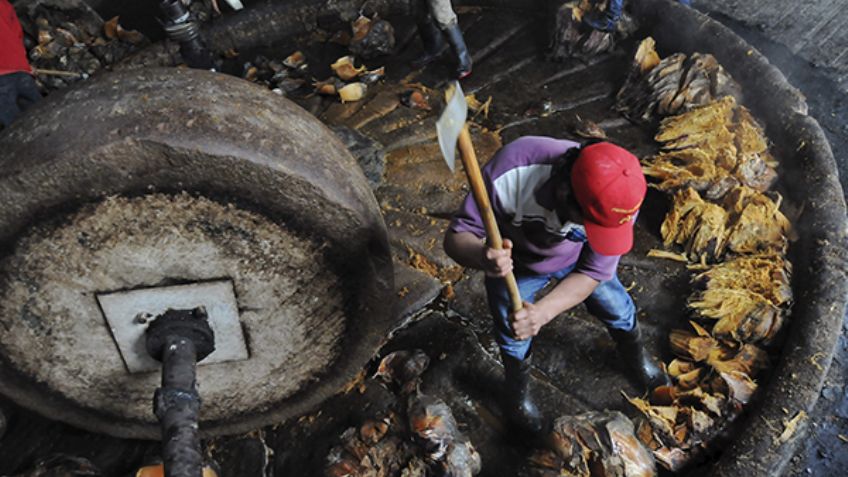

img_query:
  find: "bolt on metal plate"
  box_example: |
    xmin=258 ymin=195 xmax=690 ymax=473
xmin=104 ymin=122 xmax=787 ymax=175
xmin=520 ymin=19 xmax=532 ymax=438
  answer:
xmin=97 ymin=280 xmax=249 ymax=373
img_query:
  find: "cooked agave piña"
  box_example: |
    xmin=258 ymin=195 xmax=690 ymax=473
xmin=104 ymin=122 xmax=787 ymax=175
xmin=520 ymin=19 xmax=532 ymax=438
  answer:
xmin=689 ymin=288 xmax=783 ymax=344
xmin=529 ymin=411 xmax=656 ymax=477
xmin=692 ymin=253 xmax=792 ymax=306
xmin=338 ymin=82 xmax=367 ymax=103
xmin=645 ymin=96 xmax=779 ymax=194
xmin=722 ymin=186 xmax=790 ymax=255
xmin=331 ymin=55 xmax=366 ymax=81
xmin=616 ymin=38 xmax=741 ymax=122
xmin=660 ymin=188 xmax=729 ymax=262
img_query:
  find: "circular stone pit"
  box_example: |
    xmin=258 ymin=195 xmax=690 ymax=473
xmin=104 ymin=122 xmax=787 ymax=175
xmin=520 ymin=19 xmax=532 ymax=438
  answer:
xmin=0 ymin=67 xmax=395 ymax=440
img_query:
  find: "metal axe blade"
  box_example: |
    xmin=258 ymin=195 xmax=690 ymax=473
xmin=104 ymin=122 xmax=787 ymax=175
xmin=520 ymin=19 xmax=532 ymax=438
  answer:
xmin=222 ymin=0 xmax=244 ymax=10
xmin=436 ymin=81 xmax=468 ymax=173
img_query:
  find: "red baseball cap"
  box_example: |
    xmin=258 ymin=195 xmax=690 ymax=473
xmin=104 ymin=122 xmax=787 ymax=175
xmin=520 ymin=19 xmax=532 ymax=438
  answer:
xmin=570 ymin=142 xmax=646 ymax=256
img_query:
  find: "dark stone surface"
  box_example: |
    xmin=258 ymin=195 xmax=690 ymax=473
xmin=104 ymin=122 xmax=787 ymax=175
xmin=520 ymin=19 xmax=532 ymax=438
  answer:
xmin=692 ymin=0 xmax=848 ymax=83
xmin=392 ymin=261 xmax=442 ymax=323
xmin=331 ymin=125 xmax=386 ymax=189
xmin=207 ymin=433 xmax=271 ymax=477
xmin=0 ymin=397 xmax=156 ymax=475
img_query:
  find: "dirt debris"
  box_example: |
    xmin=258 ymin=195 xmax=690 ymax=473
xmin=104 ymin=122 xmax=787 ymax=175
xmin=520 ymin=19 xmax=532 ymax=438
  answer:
xmin=401 ymin=89 xmax=432 ymax=111
xmin=342 ymin=370 xmax=369 ymax=395
xmin=776 ymin=411 xmax=807 ymax=445
xmin=239 ymin=51 xmax=309 ymax=95
xmin=574 ymin=114 xmax=607 ymax=139
xmin=465 ymin=94 xmax=493 ymax=120
xmin=522 ymin=411 xmax=656 ymax=477
xmin=646 ymin=249 xmax=688 ymax=263
xmin=407 ymin=249 xmax=463 ymax=285
xmin=17 ymin=1 xmax=149 ymax=93
xmin=324 ymin=349 xmax=480 ymax=477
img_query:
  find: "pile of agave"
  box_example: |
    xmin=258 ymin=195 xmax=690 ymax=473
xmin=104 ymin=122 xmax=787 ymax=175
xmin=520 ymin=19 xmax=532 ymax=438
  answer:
xmin=619 ymin=38 xmax=794 ymax=472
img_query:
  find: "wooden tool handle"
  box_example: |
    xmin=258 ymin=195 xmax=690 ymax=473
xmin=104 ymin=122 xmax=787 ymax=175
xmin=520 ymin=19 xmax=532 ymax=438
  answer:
xmin=33 ymin=68 xmax=82 ymax=78
xmin=456 ymin=125 xmax=523 ymax=313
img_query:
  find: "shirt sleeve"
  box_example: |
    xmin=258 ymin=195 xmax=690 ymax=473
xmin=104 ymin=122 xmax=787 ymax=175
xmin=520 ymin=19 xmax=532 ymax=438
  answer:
xmin=449 ymin=191 xmax=486 ymax=238
xmin=574 ymin=245 xmax=620 ymax=282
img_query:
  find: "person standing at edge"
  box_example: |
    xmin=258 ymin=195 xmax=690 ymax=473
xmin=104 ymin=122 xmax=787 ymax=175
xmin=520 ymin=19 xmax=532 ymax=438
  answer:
xmin=583 ymin=0 xmax=692 ymax=32
xmin=0 ymin=0 xmax=41 ymax=129
xmin=412 ymin=0 xmax=472 ymax=79
xmin=443 ymin=137 xmax=670 ymax=435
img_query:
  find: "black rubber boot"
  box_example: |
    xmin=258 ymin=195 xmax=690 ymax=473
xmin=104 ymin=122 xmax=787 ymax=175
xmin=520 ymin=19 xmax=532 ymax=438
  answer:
xmin=609 ymin=322 xmax=671 ymax=392
xmin=501 ymin=352 xmax=544 ymax=437
xmin=443 ymin=22 xmax=473 ymax=79
xmin=411 ymin=17 xmax=447 ymax=69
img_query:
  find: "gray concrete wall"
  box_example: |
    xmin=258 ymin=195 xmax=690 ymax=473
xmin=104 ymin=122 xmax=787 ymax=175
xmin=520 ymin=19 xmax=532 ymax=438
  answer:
xmin=694 ymin=0 xmax=848 ymax=89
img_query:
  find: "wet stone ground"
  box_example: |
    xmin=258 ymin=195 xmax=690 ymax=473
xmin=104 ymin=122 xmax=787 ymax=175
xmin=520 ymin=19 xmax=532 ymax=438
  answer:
xmin=0 ymin=4 xmax=840 ymax=477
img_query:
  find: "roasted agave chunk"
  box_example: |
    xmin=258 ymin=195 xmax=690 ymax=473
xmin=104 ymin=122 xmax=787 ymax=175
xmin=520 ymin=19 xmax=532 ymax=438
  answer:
xmin=687 ymin=253 xmax=792 ymax=343
xmin=616 ymin=38 xmax=740 ymax=122
xmin=723 ymin=186 xmax=790 ymax=255
xmin=692 ymin=253 xmax=792 ymax=306
xmin=645 ymin=96 xmax=779 ymax=194
xmin=661 ymin=188 xmax=728 ymax=262
xmin=527 ymin=411 xmax=656 ymax=477
xmin=689 ymin=288 xmax=783 ymax=344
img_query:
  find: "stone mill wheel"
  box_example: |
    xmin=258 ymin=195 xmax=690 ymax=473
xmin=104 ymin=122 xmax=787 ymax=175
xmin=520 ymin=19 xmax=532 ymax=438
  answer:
xmin=0 ymin=68 xmax=395 ymax=439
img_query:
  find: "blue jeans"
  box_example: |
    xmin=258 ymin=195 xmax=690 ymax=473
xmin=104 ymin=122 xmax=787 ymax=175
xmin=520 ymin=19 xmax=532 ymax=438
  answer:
xmin=485 ymin=263 xmax=635 ymax=360
xmin=0 ymin=72 xmax=41 ymax=129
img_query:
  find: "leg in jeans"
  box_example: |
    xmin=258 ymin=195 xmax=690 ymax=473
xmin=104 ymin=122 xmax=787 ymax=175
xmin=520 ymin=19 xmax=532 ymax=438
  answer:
xmin=428 ymin=0 xmax=471 ymax=78
xmin=485 ymin=269 xmax=561 ymax=435
xmin=583 ymin=273 xmax=636 ymax=332
xmin=581 ymin=272 xmax=668 ymax=389
xmin=413 ymin=0 xmax=448 ymax=67
xmin=0 ymin=74 xmax=23 ymax=128
xmin=14 ymin=73 xmax=41 ymax=112
xmin=485 ymin=273 xmax=551 ymax=361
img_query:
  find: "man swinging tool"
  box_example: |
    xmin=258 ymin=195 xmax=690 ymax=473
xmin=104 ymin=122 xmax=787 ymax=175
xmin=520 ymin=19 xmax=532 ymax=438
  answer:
xmin=412 ymin=0 xmax=472 ymax=79
xmin=443 ymin=136 xmax=670 ymax=435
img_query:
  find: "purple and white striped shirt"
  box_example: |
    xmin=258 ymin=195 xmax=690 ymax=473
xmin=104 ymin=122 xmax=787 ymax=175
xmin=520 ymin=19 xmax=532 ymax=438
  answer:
xmin=449 ymin=136 xmax=620 ymax=281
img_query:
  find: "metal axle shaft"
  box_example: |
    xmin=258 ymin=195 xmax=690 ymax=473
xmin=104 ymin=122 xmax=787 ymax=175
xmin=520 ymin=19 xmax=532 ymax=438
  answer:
xmin=146 ymin=307 xmax=215 ymax=477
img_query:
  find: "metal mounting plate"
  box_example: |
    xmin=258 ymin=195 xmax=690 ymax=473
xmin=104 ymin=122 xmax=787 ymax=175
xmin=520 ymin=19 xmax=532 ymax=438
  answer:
xmin=97 ymin=280 xmax=249 ymax=373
